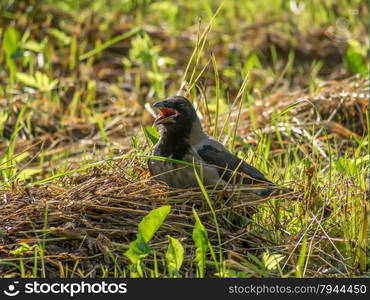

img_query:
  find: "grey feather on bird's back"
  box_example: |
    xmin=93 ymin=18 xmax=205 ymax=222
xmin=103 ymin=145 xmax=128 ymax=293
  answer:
xmin=194 ymin=136 xmax=268 ymax=182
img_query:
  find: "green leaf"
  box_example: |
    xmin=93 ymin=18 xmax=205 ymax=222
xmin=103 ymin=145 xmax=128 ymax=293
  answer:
xmin=0 ymin=110 xmax=9 ymax=137
xmin=192 ymin=208 xmax=209 ymax=277
xmin=355 ymin=155 xmax=369 ymax=166
xmin=166 ymin=235 xmax=184 ymax=275
xmin=335 ymin=157 xmax=356 ymax=177
xmin=10 ymin=242 xmax=35 ymax=255
xmin=3 ymin=26 xmax=19 ymax=57
xmin=20 ymin=40 xmax=45 ymax=52
xmin=346 ymin=47 xmax=366 ymax=75
xmin=124 ymin=205 xmax=171 ymax=264
xmin=143 ymin=126 xmax=160 ymax=145
xmin=16 ymin=71 xmax=58 ymax=92
xmin=16 ymin=72 xmax=37 ymax=87
xmin=139 ymin=205 xmax=171 ymax=243
xmin=4 ymin=27 xmax=20 ymax=79
xmin=16 ymin=168 xmax=40 ymax=181
xmin=296 ymin=235 xmax=308 ymax=278
xmin=124 ymin=239 xmax=152 ymax=265
xmin=262 ymin=251 xmax=284 ymax=271
xmin=47 ymin=28 xmax=71 ymax=46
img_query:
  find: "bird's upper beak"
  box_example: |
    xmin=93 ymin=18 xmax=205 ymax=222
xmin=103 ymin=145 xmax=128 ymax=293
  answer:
xmin=153 ymin=101 xmax=166 ymax=109
xmin=153 ymin=101 xmax=179 ymax=126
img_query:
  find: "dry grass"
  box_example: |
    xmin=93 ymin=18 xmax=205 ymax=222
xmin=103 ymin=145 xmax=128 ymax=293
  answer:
xmin=1 ymin=157 xmax=294 ymax=277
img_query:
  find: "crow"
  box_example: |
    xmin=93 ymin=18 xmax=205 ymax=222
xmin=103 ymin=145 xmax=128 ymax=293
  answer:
xmin=148 ymin=96 xmax=286 ymax=197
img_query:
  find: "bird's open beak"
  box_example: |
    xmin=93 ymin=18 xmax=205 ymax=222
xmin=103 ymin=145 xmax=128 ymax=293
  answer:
xmin=153 ymin=101 xmax=179 ymax=126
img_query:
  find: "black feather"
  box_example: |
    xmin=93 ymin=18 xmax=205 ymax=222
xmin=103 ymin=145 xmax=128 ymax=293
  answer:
xmin=154 ymin=130 xmax=191 ymax=160
xmin=197 ymin=145 xmax=271 ymax=184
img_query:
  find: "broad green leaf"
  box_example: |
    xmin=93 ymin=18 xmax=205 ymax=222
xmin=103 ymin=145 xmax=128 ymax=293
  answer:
xmin=3 ymin=27 xmax=19 ymax=57
xmin=192 ymin=208 xmax=209 ymax=277
xmin=3 ymin=27 xmax=19 ymax=79
xmin=166 ymin=235 xmax=184 ymax=275
xmin=346 ymin=47 xmax=366 ymax=75
xmin=124 ymin=205 xmax=171 ymax=264
xmin=143 ymin=126 xmax=160 ymax=145
xmin=139 ymin=205 xmax=171 ymax=243
xmin=124 ymin=239 xmax=152 ymax=264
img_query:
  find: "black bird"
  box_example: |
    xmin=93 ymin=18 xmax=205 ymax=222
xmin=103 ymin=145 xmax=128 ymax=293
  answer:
xmin=148 ymin=96 xmax=279 ymax=197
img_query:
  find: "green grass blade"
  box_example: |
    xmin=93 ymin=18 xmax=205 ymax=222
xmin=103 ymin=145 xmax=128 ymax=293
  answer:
xmin=79 ymin=27 xmax=140 ymax=61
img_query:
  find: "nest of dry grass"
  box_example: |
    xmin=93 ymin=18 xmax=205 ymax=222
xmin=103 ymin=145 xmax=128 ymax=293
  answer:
xmin=0 ymin=158 xmax=294 ymax=277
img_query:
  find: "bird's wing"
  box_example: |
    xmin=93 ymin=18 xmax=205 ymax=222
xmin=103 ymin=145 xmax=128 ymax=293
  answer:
xmin=196 ymin=138 xmax=270 ymax=184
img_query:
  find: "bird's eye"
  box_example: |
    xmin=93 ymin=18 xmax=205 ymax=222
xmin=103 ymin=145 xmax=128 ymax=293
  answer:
xmin=177 ymin=103 xmax=185 ymax=108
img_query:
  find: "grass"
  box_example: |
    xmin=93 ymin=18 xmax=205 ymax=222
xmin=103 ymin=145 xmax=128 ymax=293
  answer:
xmin=0 ymin=0 xmax=369 ymax=278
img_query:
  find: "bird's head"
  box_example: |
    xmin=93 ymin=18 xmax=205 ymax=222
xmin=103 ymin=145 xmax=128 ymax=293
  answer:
xmin=153 ymin=96 xmax=198 ymax=131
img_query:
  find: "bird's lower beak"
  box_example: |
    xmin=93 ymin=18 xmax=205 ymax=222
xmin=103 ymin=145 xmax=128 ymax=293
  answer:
xmin=154 ymin=116 xmax=177 ymax=126
xmin=153 ymin=101 xmax=178 ymax=126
